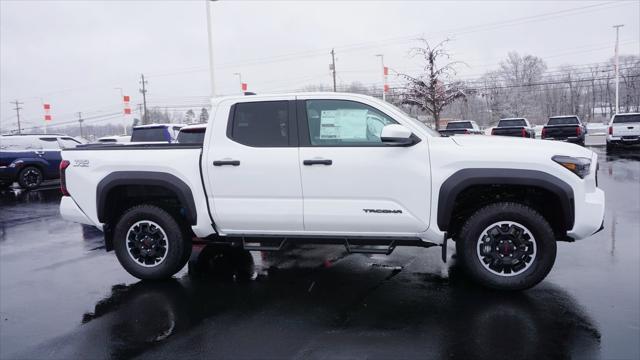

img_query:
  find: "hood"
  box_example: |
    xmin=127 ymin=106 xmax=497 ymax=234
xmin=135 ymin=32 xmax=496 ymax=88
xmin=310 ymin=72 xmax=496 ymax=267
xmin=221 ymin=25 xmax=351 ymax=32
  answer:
xmin=450 ymin=135 xmax=593 ymax=159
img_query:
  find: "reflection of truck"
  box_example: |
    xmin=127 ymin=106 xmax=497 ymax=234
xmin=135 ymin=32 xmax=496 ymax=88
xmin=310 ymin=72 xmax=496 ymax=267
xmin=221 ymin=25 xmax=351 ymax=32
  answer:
xmin=607 ymin=113 xmax=640 ymax=151
xmin=59 ymin=92 xmax=605 ymax=291
xmin=491 ymin=118 xmax=536 ymax=138
xmin=439 ymin=120 xmax=483 ymax=136
xmin=541 ymin=115 xmax=586 ymax=146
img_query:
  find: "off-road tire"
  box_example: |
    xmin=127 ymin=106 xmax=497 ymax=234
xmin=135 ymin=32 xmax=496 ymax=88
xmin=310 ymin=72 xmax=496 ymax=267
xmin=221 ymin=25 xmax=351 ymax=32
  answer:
xmin=113 ymin=204 xmax=191 ymax=280
xmin=17 ymin=166 xmax=43 ymax=190
xmin=455 ymin=202 xmax=556 ymax=291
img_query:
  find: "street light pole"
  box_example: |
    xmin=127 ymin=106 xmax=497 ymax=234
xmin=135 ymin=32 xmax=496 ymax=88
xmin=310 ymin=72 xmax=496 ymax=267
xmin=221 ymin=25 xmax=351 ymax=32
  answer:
xmin=375 ymin=54 xmax=385 ymax=102
xmin=613 ymin=24 xmax=624 ymax=114
xmin=233 ymin=72 xmax=242 ymax=94
xmin=206 ymin=0 xmax=217 ymax=97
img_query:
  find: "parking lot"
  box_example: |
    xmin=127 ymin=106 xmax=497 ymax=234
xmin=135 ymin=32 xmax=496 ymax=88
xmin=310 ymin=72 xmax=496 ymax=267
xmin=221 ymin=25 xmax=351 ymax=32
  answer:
xmin=0 ymin=146 xmax=638 ymax=360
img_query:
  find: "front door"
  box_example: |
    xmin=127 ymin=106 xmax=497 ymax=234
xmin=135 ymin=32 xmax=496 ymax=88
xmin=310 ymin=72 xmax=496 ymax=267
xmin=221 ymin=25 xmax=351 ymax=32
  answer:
xmin=204 ymin=97 xmax=303 ymax=234
xmin=297 ymin=97 xmax=431 ymax=236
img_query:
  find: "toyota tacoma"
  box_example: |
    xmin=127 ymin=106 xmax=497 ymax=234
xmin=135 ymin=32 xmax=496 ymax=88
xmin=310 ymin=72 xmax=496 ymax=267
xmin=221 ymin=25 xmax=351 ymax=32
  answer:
xmin=59 ymin=93 xmax=605 ymax=290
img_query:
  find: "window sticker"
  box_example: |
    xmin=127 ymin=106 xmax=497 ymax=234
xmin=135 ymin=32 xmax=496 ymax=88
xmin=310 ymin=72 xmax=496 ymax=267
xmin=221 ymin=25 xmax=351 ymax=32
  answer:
xmin=319 ymin=109 xmax=369 ymax=140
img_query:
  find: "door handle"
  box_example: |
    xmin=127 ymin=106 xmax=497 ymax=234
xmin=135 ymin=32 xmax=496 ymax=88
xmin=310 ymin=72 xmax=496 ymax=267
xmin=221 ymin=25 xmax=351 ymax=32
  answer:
xmin=213 ymin=160 xmax=240 ymax=166
xmin=303 ymin=159 xmax=332 ymax=166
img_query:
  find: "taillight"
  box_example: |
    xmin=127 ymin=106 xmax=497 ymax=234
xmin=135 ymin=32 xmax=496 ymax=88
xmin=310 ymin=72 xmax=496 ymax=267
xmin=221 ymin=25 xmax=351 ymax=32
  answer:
xmin=608 ymin=126 xmax=613 ymax=135
xmin=60 ymin=160 xmax=70 ymax=196
xmin=576 ymin=127 xmax=582 ymax=136
xmin=541 ymin=127 xmax=547 ymax=138
xmin=521 ymin=128 xmax=526 ymax=137
xmin=464 ymin=129 xmax=470 ymax=134
xmin=491 ymin=128 xmax=495 ymax=135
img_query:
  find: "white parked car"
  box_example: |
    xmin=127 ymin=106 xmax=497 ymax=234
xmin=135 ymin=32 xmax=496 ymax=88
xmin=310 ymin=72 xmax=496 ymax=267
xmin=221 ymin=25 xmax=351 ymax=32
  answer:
xmin=59 ymin=92 xmax=605 ymax=291
xmin=607 ymin=113 xmax=640 ymax=151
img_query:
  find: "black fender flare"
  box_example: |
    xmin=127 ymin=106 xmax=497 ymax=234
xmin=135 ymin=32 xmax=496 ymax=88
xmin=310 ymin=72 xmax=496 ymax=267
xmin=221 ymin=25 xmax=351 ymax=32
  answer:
xmin=437 ymin=168 xmax=575 ymax=231
xmin=96 ymin=171 xmax=197 ymax=225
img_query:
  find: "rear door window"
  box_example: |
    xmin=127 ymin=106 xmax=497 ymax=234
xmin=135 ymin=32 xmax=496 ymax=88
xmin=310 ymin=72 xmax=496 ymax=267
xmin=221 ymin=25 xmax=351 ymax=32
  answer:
xmin=229 ymin=101 xmax=289 ymax=147
xmin=39 ymin=138 xmax=60 ymax=150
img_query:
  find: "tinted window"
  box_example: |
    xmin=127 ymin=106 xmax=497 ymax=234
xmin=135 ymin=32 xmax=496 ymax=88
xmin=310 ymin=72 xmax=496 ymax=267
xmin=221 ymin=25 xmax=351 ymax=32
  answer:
xmin=548 ymin=117 xmax=579 ymax=125
xmin=498 ymin=119 xmax=527 ymax=127
xmin=131 ymin=127 xmax=169 ymax=142
xmin=98 ymin=138 xmax=117 ymax=143
xmin=231 ymin=101 xmax=289 ymax=147
xmin=305 ymin=100 xmax=396 ymax=146
xmin=447 ymin=122 xmax=472 ymax=129
xmin=613 ymin=114 xmax=640 ymax=124
xmin=177 ymin=129 xmax=206 ymax=144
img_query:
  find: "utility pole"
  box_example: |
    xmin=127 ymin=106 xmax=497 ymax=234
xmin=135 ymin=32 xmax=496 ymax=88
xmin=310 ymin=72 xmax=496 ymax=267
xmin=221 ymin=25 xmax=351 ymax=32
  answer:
xmin=139 ymin=74 xmax=148 ymax=123
xmin=330 ymin=48 xmax=337 ymax=92
xmin=11 ymin=100 xmax=23 ymax=134
xmin=375 ymin=54 xmax=386 ymax=101
xmin=77 ymin=112 xmax=84 ymax=138
xmin=206 ymin=0 xmax=216 ymax=97
xmin=613 ymin=24 xmax=624 ymax=114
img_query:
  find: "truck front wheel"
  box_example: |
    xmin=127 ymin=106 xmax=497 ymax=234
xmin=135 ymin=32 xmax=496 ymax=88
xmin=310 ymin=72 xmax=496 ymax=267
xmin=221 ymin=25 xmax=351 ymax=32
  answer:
xmin=455 ymin=202 xmax=556 ymax=291
xmin=113 ymin=204 xmax=191 ymax=280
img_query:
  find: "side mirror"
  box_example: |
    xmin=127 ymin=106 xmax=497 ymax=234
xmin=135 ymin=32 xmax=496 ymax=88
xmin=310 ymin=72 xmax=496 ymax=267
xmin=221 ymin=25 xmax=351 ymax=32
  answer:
xmin=381 ymin=124 xmax=416 ymax=146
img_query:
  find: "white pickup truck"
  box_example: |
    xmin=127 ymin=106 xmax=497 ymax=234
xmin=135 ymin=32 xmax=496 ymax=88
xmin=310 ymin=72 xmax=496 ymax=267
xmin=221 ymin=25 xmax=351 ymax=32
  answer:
xmin=607 ymin=112 xmax=640 ymax=151
xmin=59 ymin=93 xmax=605 ymax=290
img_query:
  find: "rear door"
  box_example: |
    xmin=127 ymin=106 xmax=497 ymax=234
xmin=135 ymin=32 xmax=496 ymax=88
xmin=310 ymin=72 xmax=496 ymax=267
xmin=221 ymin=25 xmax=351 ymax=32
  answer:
xmin=204 ymin=97 xmax=303 ymax=234
xmin=297 ymin=96 xmax=430 ymax=235
xmin=37 ymin=137 xmax=62 ymax=178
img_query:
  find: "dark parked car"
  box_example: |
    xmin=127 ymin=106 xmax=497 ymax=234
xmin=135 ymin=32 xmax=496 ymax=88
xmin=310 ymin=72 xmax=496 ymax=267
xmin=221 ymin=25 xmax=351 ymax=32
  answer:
xmin=0 ymin=134 xmax=81 ymax=189
xmin=541 ymin=115 xmax=586 ymax=146
xmin=438 ymin=120 xmax=483 ymax=136
xmin=491 ymin=118 xmax=536 ymax=138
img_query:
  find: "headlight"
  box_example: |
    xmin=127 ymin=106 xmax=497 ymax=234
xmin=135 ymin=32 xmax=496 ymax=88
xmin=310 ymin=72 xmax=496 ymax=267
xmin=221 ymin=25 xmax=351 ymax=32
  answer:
xmin=552 ymin=155 xmax=591 ymax=178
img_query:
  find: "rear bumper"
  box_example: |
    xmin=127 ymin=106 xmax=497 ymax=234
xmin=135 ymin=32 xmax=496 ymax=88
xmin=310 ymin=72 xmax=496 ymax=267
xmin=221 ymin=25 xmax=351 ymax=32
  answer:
xmin=607 ymin=135 xmax=640 ymax=146
xmin=60 ymin=196 xmax=98 ymax=227
xmin=543 ymin=136 xmax=584 ymax=143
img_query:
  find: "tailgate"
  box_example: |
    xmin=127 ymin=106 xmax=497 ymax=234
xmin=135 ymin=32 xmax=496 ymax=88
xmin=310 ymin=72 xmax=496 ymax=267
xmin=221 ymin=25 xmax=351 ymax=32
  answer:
xmin=544 ymin=125 xmax=579 ymax=138
xmin=612 ymin=123 xmax=640 ymax=137
xmin=492 ymin=127 xmax=523 ymax=135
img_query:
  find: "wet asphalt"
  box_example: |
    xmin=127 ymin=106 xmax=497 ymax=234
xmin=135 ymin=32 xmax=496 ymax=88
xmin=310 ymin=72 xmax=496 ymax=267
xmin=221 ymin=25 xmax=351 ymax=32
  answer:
xmin=0 ymin=146 xmax=638 ymax=360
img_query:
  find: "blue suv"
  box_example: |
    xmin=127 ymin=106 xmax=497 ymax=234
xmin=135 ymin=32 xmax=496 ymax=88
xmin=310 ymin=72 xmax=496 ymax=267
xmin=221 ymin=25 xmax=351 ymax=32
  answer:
xmin=0 ymin=134 xmax=82 ymax=190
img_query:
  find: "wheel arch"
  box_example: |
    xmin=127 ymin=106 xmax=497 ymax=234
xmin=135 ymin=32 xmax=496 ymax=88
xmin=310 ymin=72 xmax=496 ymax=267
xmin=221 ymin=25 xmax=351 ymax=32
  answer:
xmin=96 ymin=171 xmax=197 ymax=226
xmin=437 ymin=168 xmax=575 ymax=235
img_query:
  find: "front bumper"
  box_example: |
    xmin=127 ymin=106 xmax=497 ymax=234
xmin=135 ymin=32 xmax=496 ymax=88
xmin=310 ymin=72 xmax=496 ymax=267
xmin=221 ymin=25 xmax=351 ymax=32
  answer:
xmin=60 ymin=196 xmax=97 ymax=227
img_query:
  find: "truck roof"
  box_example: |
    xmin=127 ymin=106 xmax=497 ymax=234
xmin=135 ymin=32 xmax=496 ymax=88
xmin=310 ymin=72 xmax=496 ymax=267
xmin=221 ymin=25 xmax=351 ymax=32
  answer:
xmin=133 ymin=123 xmax=187 ymax=129
xmin=549 ymin=115 xmax=579 ymax=118
xmin=499 ymin=117 xmax=527 ymax=121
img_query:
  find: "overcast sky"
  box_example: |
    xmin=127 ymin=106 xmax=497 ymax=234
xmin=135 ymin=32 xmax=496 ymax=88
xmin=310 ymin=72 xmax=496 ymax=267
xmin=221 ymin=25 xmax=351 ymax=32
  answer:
xmin=1 ymin=0 xmax=638 ymax=132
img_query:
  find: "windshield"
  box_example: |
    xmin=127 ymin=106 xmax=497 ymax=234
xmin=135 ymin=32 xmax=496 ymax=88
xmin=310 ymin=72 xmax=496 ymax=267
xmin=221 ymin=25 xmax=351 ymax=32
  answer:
xmin=131 ymin=127 xmax=169 ymax=142
xmin=613 ymin=114 xmax=640 ymax=124
xmin=177 ymin=130 xmax=206 ymax=144
xmin=385 ymin=103 xmax=440 ymax=137
xmin=498 ymin=119 xmax=526 ymax=127
xmin=447 ymin=122 xmax=472 ymax=129
xmin=548 ymin=117 xmax=579 ymax=125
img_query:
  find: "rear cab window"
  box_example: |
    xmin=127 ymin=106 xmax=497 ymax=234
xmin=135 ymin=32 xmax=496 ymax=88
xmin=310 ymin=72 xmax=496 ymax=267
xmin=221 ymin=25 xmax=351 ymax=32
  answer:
xmin=447 ymin=121 xmax=472 ymax=129
xmin=613 ymin=114 xmax=640 ymax=124
xmin=131 ymin=127 xmax=169 ymax=142
xmin=498 ymin=119 xmax=527 ymax=127
xmin=548 ymin=117 xmax=579 ymax=125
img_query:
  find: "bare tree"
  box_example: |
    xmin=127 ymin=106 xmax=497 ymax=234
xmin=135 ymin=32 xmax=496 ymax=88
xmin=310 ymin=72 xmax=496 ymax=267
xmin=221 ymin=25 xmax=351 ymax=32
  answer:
xmin=398 ymin=39 xmax=467 ymax=130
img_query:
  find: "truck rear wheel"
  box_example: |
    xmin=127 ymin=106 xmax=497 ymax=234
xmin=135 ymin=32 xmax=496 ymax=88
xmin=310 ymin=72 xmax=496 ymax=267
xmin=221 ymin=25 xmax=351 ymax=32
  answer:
xmin=455 ymin=202 xmax=556 ymax=291
xmin=113 ymin=204 xmax=191 ymax=280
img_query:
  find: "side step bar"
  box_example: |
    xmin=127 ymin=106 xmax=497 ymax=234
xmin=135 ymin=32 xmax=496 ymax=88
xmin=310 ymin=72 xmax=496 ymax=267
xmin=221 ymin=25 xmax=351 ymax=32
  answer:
xmin=202 ymin=235 xmax=438 ymax=256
